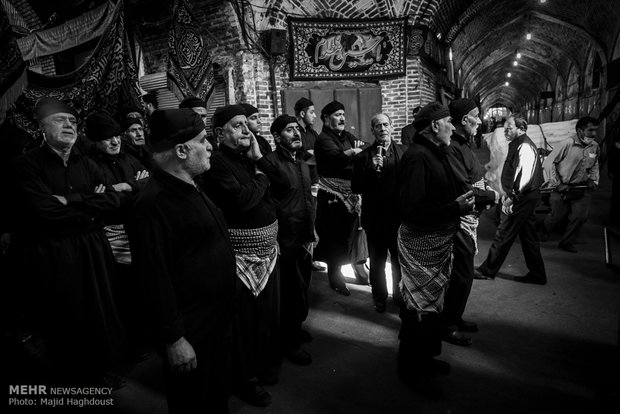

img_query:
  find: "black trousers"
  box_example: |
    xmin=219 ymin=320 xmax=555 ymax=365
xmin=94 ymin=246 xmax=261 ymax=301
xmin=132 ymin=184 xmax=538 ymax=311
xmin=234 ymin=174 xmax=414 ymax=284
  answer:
xmin=232 ymin=264 xmax=281 ymax=384
xmin=162 ymin=330 xmax=232 ymax=414
xmin=280 ymin=246 xmax=311 ymax=351
xmin=441 ymin=228 xmax=475 ymax=329
xmin=479 ymin=191 xmax=546 ymax=281
xmin=398 ymin=307 xmax=442 ymax=366
xmin=367 ymin=228 xmax=401 ymax=303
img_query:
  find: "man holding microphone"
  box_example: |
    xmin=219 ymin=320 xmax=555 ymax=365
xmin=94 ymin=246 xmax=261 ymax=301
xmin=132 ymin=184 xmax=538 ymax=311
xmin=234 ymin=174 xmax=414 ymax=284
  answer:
xmin=352 ymin=113 xmax=405 ymax=313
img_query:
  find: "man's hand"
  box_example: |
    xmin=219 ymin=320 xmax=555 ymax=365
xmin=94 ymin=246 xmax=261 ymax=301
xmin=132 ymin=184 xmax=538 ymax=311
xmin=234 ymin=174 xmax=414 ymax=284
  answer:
xmin=557 ymin=183 xmax=569 ymax=193
xmin=344 ymin=148 xmax=362 ymax=156
xmin=166 ymin=337 xmax=197 ymax=373
xmin=587 ymin=179 xmax=597 ymax=191
xmin=456 ymin=190 xmax=474 ymax=214
xmin=135 ymin=170 xmax=150 ymax=180
xmin=53 ymin=195 xmax=68 ymax=205
xmin=371 ymin=154 xmax=383 ymax=169
xmin=246 ymin=132 xmax=263 ymax=161
xmin=112 ymin=183 xmax=133 ymax=192
xmin=501 ymin=196 xmax=514 ymax=215
xmin=94 ymin=184 xmax=106 ymax=193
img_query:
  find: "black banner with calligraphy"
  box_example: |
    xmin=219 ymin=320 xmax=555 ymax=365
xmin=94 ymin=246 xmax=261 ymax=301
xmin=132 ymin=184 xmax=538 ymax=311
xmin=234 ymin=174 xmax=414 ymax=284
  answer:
xmin=288 ymin=18 xmax=406 ymax=80
xmin=167 ymin=0 xmax=214 ymax=100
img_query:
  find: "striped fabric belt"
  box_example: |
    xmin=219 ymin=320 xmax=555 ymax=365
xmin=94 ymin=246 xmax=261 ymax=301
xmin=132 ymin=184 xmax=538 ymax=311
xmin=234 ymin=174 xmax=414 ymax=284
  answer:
xmin=228 ymin=221 xmax=279 ymax=297
xmin=397 ymin=222 xmax=456 ymax=316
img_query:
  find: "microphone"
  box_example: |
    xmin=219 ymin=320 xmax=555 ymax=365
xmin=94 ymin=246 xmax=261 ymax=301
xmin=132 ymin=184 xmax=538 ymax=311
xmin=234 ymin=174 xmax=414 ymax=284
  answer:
xmin=376 ymin=145 xmax=385 ymax=172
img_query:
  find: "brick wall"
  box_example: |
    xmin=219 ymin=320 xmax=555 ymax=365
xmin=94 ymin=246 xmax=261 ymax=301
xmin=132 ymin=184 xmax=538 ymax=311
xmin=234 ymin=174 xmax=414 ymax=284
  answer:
xmin=137 ymin=0 xmax=441 ymax=137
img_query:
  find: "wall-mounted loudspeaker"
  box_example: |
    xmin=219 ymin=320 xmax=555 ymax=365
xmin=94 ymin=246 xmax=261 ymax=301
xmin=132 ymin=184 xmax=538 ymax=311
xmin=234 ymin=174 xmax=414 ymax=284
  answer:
xmin=264 ymin=29 xmax=287 ymax=55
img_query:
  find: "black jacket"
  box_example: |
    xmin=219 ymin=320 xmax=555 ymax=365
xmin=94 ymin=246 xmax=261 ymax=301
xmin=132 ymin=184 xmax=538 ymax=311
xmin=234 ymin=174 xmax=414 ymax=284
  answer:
xmin=352 ymin=141 xmax=405 ymax=234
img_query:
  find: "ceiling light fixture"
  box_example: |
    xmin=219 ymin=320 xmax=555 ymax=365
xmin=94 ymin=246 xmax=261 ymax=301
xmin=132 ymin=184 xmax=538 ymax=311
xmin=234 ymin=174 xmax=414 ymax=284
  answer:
xmin=516 ymin=52 xmax=522 ymax=59
xmin=513 ymin=60 xmax=518 ymax=66
xmin=505 ymin=82 xmax=510 ymax=86
xmin=526 ymin=32 xmax=532 ymax=40
xmin=507 ymin=73 xmax=512 ymax=78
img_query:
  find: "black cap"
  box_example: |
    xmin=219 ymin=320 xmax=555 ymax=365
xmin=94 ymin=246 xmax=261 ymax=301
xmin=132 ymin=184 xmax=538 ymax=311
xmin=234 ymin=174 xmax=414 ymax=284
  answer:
xmin=121 ymin=117 xmax=143 ymax=131
xmin=212 ymin=105 xmax=247 ymax=131
xmin=86 ymin=112 xmax=121 ymax=141
xmin=270 ymin=115 xmax=298 ymax=135
xmin=179 ymin=96 xmax=205 ymax=109
xmin=35 ymin=97 xmax=77 ymax=121
xmin=412 ymin=102 xmax=451 ymax=130
xmin=294 ymin=97 xmax=313 ymax=112
xmin=149 ymin=109 xmax=205 ymax=152
xmin=240 ymin=103 xmax=259 ymax=116
xmin=448 ymin=99 xmax=477 ymax=122
xmin=321 ymin=100 xmax=345 ymax=120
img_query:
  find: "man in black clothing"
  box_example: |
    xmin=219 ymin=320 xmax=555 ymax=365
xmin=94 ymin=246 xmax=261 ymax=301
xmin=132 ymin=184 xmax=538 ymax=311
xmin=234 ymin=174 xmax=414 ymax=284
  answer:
xmin=400 ymin=106 xmax=421 ymax=146
xmin=128 ymin=108 xmax=235 ymax=414
xmin=294 ymin=97 xmax=325 ymax=271
xmin=294 ymin=97 xmax=319 ymax=154
xmin=264 ymin=114 xmax=317 ymax=366
xmin=396 ymin=102 xmax=474 ymax=398
xmin=202 ymin=104 xmax=281 ymax=408
xmin=475 ymin=115 xmax=547 ymax=285
xmin=352 ymin=113 xmax=405 ymax=313
xmin=86 ymin=111 xmax=150 ymax=359
xmin=122 ymin=116 xmax=153 ymax=170
xmin=314 ymin=100 xmax=366 ymax=296
xmin=441 ymin=99 xmax=498 ymax=347
xmin=10 ymin=98 xmax=125 ymax=386
xmin=241 ymin=103 xmax=273 ymax=156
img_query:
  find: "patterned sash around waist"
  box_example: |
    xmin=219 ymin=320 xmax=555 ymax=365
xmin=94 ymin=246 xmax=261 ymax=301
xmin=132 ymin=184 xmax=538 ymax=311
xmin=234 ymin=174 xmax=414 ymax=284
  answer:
xmin=228 ymin=221 xmax=279 ymax=297
xmin=318 ymin=176 xmax=362 ymax=214
xmin=459 ymin=214 xmax=479 ymax=254
xmin=104 ymin=224 xmax=131 ymax=265
xmin=397 ymin=222 xmax=456 ymax=315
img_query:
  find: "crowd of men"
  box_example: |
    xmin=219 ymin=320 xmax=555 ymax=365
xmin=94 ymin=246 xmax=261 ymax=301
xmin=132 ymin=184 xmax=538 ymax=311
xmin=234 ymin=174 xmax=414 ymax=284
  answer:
xmin=0 ymin=90 xmax=604 ymax=409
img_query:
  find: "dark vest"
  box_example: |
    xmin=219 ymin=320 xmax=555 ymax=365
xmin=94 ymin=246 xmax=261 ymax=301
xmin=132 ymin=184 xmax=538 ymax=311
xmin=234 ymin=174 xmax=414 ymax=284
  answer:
xmin=501 ymin=134 xmax=543 ymax=198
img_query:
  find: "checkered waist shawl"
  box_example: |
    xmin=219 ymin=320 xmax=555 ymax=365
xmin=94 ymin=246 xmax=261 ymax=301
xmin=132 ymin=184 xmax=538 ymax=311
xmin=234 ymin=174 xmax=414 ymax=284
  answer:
xmin=460 ymin=214 xmax=479 ymax=254
xmin=318 ymin=176 xmax=362 ymax=215
xmin=228 ymin=221 xmax=279 ymax=297
xmin=397 ymin=222 xmax=457 ymax=315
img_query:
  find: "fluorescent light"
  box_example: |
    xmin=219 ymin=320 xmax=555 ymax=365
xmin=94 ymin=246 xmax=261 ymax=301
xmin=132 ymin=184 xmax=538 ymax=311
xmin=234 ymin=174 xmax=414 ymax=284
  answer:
xmin=526 ymin=33 xmax=532 ymax=40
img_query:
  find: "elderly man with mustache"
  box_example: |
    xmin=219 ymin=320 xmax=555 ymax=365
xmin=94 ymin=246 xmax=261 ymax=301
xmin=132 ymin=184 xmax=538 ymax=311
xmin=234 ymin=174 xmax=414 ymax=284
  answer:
xmin=314 ymin=100 xmax=367 ymax=296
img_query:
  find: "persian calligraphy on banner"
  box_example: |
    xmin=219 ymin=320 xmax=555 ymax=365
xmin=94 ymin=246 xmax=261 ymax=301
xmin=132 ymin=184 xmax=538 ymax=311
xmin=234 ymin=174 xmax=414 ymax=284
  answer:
xmin=288 ymin=18 xmax=406 ymax=80
xmin=167 ymin=0 xmax=214 ymax=99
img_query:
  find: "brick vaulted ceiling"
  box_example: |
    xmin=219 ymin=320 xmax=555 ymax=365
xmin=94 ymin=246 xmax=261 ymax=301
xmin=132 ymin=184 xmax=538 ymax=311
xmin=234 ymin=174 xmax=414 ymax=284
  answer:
xmin=8 ymin=0 xmax=620 ymax=110
xmin=254 ymin=0 xmax=620 ymax=109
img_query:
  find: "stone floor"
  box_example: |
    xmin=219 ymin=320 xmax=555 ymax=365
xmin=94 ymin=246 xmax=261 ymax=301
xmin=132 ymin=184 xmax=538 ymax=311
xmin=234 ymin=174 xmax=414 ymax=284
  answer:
xmin=7 ymin=146 xmax=620 ymax=413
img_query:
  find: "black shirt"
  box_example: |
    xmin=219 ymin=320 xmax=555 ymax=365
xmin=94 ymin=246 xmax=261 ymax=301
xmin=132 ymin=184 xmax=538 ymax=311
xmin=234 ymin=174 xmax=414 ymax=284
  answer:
xmin=128 ymin=168 xmax=236 ymax=344
xmin=263 ymin=146 xmax=317 ymax=249
xmin=202 ymin=144 xmax=278 ymax=229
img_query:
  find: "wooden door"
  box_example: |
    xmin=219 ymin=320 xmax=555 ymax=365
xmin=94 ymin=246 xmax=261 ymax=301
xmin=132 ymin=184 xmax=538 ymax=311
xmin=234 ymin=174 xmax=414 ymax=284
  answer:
xmin=281 ymin=87 xmax=382 ymax=144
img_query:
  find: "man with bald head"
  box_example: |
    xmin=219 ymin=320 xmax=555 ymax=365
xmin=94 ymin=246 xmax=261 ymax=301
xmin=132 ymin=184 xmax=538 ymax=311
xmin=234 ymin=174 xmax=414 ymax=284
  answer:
xmin=396 ymin=102 xmax=474 ymax=398
xmin=352 ymin=113 xmax=405 ymax=313
xmin=202 ymin=105 xmax=281 ymax=407
xmin=10 ymin=97 xmax=125 ymax=386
